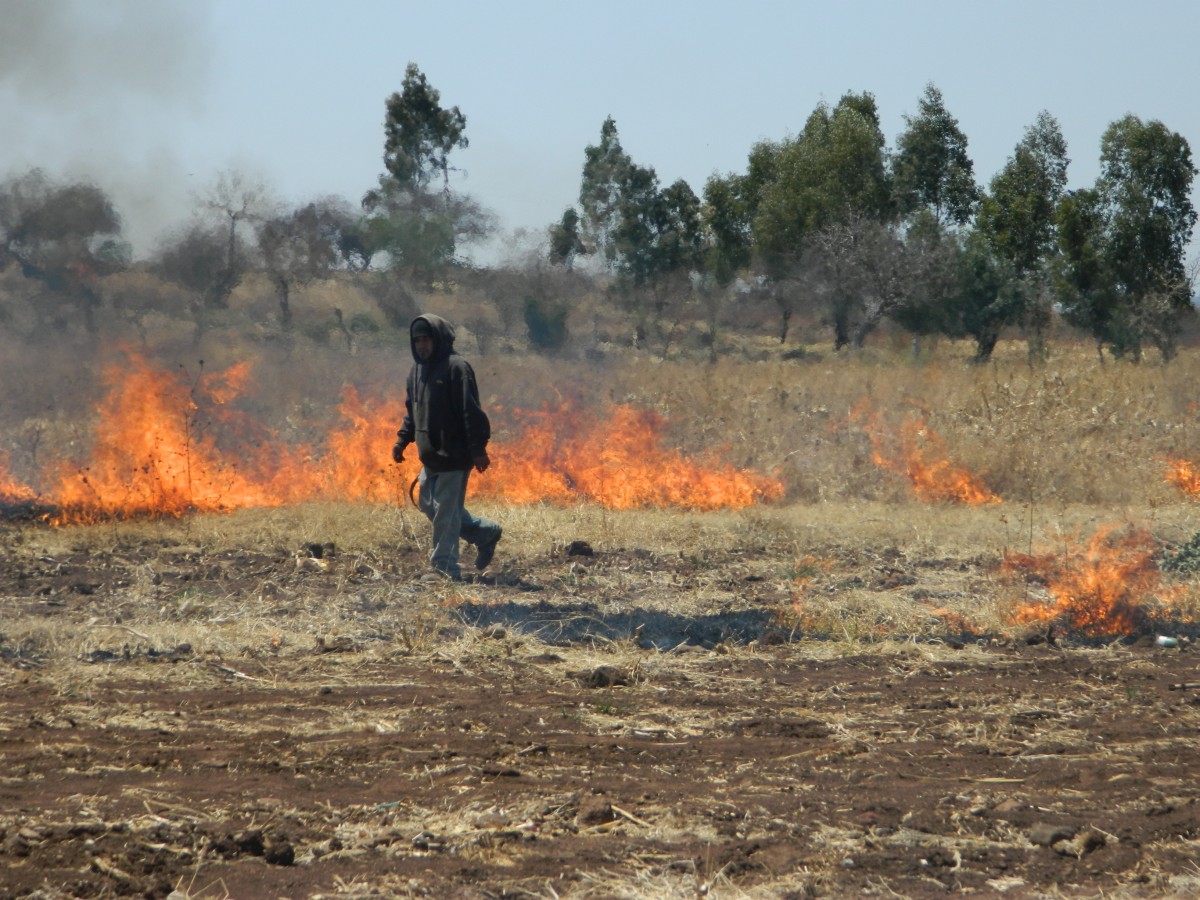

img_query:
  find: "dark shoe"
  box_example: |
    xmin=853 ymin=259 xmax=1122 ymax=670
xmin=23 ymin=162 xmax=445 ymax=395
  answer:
xmin=475 ymin=526 xmax=502 ymax=570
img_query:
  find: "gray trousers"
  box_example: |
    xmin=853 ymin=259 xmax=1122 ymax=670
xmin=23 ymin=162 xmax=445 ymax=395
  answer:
xmin=416 ymin=467 xmax=497 ymax=578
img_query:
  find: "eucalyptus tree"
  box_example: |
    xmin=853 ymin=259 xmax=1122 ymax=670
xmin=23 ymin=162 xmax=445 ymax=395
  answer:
xmin=381 ymin=62 xmax=468 ymax=195
xmin=751 ymin=92 xmax=891 ymax=343
xmin=578 ymin=115 xmax=632 ymax=267
xmin=577 ymin=117 xmax=705 ymax=349
xmin=697 ymin=172 xmax=754 ymax=356
xmin=362 ymin=63 xmax=487 ymax=290
xmin=614 ymin=168 xmax=705 ymax=349
xmin=975 ymin=111 xmax=1070 ymax=356
xmin=548 ymin=207 xmax=587 ymax=269
xmin=948 ymin=233 xmax=1026 ymax=362
xmin=892 ymin=83 xmax=979 ymax=227
xmin=1055 ymin=116 xmax=1196 ymax=360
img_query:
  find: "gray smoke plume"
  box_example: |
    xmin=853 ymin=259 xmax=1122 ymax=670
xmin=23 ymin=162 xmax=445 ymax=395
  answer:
xmin=0 ymin=0 xmax=213 ymax=256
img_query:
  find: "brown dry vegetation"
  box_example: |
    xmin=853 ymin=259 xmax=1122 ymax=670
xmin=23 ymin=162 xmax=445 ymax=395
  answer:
xmin=5 ymin=277 xmax=1200 ymax=897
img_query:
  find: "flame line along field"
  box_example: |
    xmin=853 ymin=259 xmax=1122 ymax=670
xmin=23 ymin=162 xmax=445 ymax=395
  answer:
xmin=0 ymin=353 xmax=783 ymax=522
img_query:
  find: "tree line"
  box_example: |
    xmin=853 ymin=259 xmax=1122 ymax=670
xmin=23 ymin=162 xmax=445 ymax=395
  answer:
xmin=0 ymin=65 xmax=1195 ymax=362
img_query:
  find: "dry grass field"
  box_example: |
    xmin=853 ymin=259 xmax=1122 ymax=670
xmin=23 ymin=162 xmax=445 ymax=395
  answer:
xmin=5 ymin=326 xmax=1200 ymax=898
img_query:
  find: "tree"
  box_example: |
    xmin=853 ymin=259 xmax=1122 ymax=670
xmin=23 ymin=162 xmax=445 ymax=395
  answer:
xmin=892 ymin=83 xmax=979 ymax=227
xmin=578 ymin=116 xmax=632 ymax=267
xmin=548 ymin=207 xmax=587 ymax=269
xmin=381 ymin=63 xmax=468 ymax=194
xmin=364 ymin=65 xmax=488 ymax=289
xmin=576 ymin=118 xmax=705 ymax=349
xmin=614 ymin=171 xmax=705 ymax=350
xmin=1053 ymin=188 xmax=1124 ymax=358
xmin=702 ymin=172 xmax=753 ymax=288
xmin=948 ymin=233 xmax=1026 ymax=362
xmin=0 ymin=169 xmax=129 ymax=335
xmin=155 ymin=223 xmax=247 ymax=345
xmin=256 ymin=200 xmax=343 ymax=331
xmin=361 ymin=175 xmax=492 ymax=286
xmin=1054 ymin=116 xmax=1196 ymax=360
xmin=697 ymin=172 xmax=755 ymax=357
xmin=1097 ymin=115 xmax=1196 ymax=360
xmin=752 ymin=92 xmax=891 ymax=342
xmin=975 ymin=111 xmax=1070 ymax=357
xmin=804 ymin=215 xmax=944 ymax=350
xmin=889 ymin=211 xmax=963 ymax=350
xmin=977 ymin=112 xmax=1068 ymax=276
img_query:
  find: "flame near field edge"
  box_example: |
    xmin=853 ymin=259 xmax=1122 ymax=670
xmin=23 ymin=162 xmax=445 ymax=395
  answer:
xmin=0 ymin=351 xmax=783 ymax=522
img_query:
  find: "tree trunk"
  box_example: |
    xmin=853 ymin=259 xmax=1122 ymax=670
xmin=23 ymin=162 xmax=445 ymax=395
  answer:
xmin=973 ymin=330 xmax=999 ymax=363
xmin=275 ymin=279 xmax=292 ymax=331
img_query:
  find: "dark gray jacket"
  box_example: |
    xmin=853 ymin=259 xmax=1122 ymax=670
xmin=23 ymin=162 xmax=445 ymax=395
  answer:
xmin=397 ymin=314 xmax=490 ymax=472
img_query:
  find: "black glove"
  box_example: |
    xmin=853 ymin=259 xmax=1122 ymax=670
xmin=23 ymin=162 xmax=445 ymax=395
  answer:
xmin=392 ymin=441 xmax=408 ymax=463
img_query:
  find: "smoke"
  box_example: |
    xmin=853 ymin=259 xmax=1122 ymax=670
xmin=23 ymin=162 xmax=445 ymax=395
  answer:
xmin=0 ymin=0 xmax=213 ymax=256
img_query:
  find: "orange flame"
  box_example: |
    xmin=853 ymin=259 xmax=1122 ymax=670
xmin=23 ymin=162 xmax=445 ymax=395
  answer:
xmin=1163 ymin=456 xmax=1200 ymax=498
xmin=851 ymin=402 xmax=1000 ymax=505
xmin=1002 ymin=525 xmax=1167 ymax=637
xmin=20 ymin=352 xmax=781 ymax=523
xmin=0 ymin=452 xmax=36 ymax=504
xmin=46 ymin=355 xmax=307 ymax=522
xmin=482 ymin=404 xmax=783 ymax=510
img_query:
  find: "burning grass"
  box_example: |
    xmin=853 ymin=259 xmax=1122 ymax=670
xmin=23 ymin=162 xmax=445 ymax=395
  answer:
xmin=850 ymin=400 xmax=1001 ymax=505
xmin=1163 ymin=455 xmax=1200 ymax=498
xmin=1002 ymin=524 xmax=1186 ymax=638
xmin=4 ymin=351 xmax=782 ymax=523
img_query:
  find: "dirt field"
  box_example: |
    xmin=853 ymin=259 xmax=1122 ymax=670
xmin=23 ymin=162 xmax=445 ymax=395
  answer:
xmin=3 ymin=504 xmax=1200 ymax=899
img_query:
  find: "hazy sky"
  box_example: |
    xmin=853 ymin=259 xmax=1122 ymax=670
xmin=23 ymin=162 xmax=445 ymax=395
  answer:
xmin=2 ymin=0 xmax=1197 ymax=262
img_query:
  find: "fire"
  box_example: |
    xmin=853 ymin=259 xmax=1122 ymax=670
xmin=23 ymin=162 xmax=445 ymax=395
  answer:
xmin=15 ymin=352 xmax=781 ymax=522
xmin=0 ymin=452 xmax=36 ymax=504
xmin=1163 ymin=456 xmax=1200 ymax=497
xmin=851 ymin=402 xmax=999 ymax=505
xmin=482 ymin=404 xmax=783 ymax=510
xmin=1003 ymin=525 xmax=1169 ymax=637
xmin=321 ymin=386 xmax=416 ymax=505
xmin=47 ymin=355 xmax=305 ymax=522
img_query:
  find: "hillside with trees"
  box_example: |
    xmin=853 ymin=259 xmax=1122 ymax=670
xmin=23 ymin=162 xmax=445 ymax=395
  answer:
xmin=1 ymin=66 xmax=1195 ymax=365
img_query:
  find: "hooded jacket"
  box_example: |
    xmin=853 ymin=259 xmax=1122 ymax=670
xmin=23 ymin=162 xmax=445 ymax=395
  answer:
xmin=397 ymin=314 xmax=491 ymax=472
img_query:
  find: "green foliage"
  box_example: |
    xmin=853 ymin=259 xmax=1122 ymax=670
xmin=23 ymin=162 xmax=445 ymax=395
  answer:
xmin=1054 ymin=116 xmax=1196 ymax=360
xmin=548 ymin=207 xmax=586 ymax=268
xmin=892 ymin=83 xmax=979 ymax=226
xmin=522 ymin=294 xmax=569 ymax=351
xmin=702 ymin=172 xmax=753 ymax=287
xmin=579 ymin=116 xmax=631 ymax=267
xmin=360 ymin=177 xmax=461 ymax=286
xmin=752 ymin=92 xmax=891 ymax=278
xmin=976 ymin=111 xmax=1069 ymax=277
xmin=382 ymin=63 xmax=468 ymax=192
xmin=0 ymin=170 xmax=128 ymax=335
xmin=947 ymin=233 xmax=1027 ymax=361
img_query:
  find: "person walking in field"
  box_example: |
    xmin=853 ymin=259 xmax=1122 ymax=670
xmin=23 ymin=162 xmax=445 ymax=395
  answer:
xmin=392 ymin=314 xmax=502 ymax=581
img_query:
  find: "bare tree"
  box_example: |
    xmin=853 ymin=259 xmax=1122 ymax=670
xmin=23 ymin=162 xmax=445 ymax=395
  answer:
xmin=256 ymin=200 xmax=344 ymax=332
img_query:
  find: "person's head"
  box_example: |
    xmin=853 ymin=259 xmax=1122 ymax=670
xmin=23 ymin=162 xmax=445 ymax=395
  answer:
xmin=410 ymin=314 xmax=456 ymax=364
xmin=411 ymin=317 xmax=435 ymax=361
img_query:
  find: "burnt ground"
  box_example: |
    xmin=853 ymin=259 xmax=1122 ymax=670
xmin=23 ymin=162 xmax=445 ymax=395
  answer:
xmin=2 ymin=518 xmax=1200 ymax=898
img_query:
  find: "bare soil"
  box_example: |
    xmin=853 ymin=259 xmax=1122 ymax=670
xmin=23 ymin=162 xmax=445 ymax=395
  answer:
xmin=2 ymin=516 xmax=1200 ymax=898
